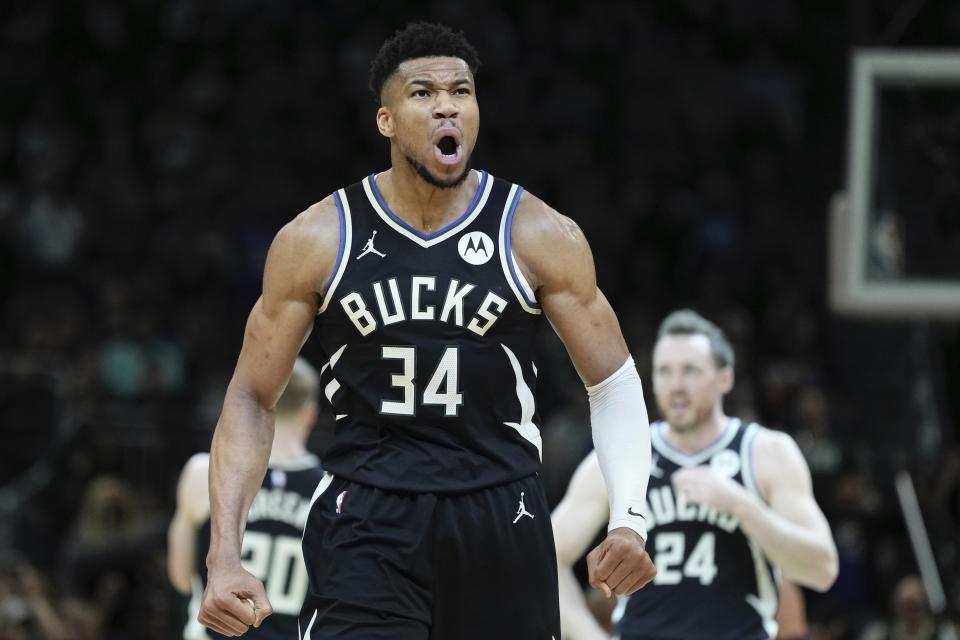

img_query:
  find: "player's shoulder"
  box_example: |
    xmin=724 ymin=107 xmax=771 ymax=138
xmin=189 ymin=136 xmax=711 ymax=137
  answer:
xmin=512 ymin=189 xmax=584 ymax=247
xmin=274 ymin=195 xmax=340 ymax=254
xmin=750 ymin=424 xmax=801 ymax=457
xmin=182 ymin=452 xmax=210 ymax=478
xmin=177 ymin=453 xmax=211 ymax=520
xmin=178 ymin=452 xmax=210 ymax=492
xmin=748 ymin=424 xmax=811 ymax=492
xmin=510 ymin=189 xmax=591 ymax=289
xmin=264 ymin=195 xmax=341 ymax=292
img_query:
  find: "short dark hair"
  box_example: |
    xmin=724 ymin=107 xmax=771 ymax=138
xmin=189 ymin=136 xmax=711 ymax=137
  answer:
xmin=656 ymin=309 xmax=735 ymax=370
xmin=369 ymin=22 xmax=481 ymax=104
xmin=274 ymin=358 xmax=319 ymax=418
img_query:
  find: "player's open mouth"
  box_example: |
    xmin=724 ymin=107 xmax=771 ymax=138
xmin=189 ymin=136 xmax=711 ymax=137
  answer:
xmin=434 ymin=135 xmax=463 ymax=166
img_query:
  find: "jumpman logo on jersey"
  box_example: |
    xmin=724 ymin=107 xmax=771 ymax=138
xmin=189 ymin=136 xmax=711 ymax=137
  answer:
xmin=513 ymin=491 xmax=534 ymax=524
xmin=355 ymin=230 xmax=386 ymax=260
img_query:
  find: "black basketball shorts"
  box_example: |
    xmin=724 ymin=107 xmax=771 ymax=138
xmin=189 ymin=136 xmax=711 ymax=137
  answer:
xmin=298 ymin=473 xmax=560 ymax=639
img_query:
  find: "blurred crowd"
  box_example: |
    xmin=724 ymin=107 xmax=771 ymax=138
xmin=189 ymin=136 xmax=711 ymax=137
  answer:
xmin=1 ymin=0 xmax=959 ymax=638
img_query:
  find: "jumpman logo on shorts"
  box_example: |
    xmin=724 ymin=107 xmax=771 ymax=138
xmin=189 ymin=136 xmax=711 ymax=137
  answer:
xmin=513 ymin=491 xmax=534 ymax=524
xmin=355 ymin=230 xmax=386 ymax=260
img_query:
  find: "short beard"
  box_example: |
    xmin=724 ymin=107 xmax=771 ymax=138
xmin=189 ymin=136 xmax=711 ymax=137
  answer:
xmin=405 ymin=154 xmax=472 ymax=189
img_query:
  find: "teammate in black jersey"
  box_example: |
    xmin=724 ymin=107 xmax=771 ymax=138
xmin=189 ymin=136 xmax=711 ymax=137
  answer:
xmin=198 ymin=23 xmax=656 ymax=639
xmin=553 ymin=310 xmax=838 ymax=640
xmin=168 ymin=358 xmax=324 ymax=639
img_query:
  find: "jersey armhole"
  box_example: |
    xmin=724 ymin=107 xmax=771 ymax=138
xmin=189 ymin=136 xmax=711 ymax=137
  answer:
xmin=318 ymin=190 xmax=353 ymax=314
xmin=498 ymin=185 xmax=541 ymax=315
xmin=739 ymin=423 xmax=769 ymax=504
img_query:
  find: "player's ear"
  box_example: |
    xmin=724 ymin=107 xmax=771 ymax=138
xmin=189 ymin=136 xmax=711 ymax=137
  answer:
xmin=376 ymin=106 xmax=395 ymax=138
xmin=717 ymin=366 xmax=734 ymax=395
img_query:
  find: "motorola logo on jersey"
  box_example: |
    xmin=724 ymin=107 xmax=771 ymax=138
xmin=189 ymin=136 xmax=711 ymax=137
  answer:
xmin=458 ymin=231 xmax=494 ymax=265
xmin=710 ymin=450 xmax=741 ymax=478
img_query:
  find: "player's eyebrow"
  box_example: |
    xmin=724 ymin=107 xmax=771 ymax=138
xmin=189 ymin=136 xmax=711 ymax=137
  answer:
xmin=407 ymin=77 xmax=472 ymax=88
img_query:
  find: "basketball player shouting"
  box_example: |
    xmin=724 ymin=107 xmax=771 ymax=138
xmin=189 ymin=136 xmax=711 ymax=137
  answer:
xmin=198 ymin=22 xmax=656 ymax=639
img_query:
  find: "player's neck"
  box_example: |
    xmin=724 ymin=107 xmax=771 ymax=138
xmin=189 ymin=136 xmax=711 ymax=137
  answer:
xmin=377 ymin=163 xmax=477 ymax=233
xmin=664 ymin=408 xmax=729 ymax=454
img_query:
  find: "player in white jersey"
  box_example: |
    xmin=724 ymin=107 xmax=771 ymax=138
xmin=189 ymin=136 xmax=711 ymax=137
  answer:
xmin=167 ymin=358 xmax=324 ymax=640
xmin=553 ymin=310 xmax=838 ymax=639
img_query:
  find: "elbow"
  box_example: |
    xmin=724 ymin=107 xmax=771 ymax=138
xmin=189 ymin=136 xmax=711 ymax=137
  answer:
xmin=224 ymin=381 xmax=268 ymax=411
xmin=215 ymin=383 xmax=274 ymax=434
xmin=814 ymin=549 xmax=840 ymax=592
xmin=799 ymin=547 xmax=839 ymax=593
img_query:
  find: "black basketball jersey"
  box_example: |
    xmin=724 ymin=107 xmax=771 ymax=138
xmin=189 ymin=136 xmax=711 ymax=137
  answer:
xmin=312 ymin=170 xmax=544 ymax=492
xmin=614 ymin=418 xmax=779 ymax=640
xmin=185 ymin=454 xmax=325 ymax=640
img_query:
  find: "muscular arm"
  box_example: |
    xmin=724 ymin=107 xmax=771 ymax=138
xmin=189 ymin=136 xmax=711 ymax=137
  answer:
xmin=200 ymin=198 xmax=340 ymax=635
xmin=208 ymin=200 xmax=337 ymax=565
xmin=552 ymin=452 xmax=611 ymax=640
xmin=513 ymin=193 xmax=655 ymax=597
xmin=167 ymin=454 xmax=210 ymax=594
xmin=739 ymin=431 xmax=838 ymax=591
xmin=673 ymin=430 xmax=838 ymax=592
xmin=511 ymin=194 xmax=629 ymax=385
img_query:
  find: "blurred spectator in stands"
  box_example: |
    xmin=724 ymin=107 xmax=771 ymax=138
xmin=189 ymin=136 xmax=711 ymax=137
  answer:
xmin=0 ymin=562 xmax=31 ymax=640
xmin=808 ymin=463 xmax=884 ymax=638
xmin=97 ymin=292 xmax=186 ymax=398
xmin=794 ymin=383 xmax=845 ymax=501
xmin=60 ymin=475 xmax=169 ymax=638
xmin=860 ymin=575 xmax=958 ymax=640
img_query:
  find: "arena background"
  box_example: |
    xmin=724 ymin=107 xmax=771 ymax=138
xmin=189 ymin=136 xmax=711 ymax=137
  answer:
xmin=1 ymin=1 xmax=959 ymax=638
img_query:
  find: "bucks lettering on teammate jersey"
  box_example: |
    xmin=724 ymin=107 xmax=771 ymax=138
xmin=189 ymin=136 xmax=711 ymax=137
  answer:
xmin=313 ymin=170 xmax=543 ymax=492
xmin=185 ymin=455 xmax=324 ymax=640
xmin=614 ymin=419 xmax=780 ymax=640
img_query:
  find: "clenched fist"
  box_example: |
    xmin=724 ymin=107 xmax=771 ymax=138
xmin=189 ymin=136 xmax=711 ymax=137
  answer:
xmin=199 ymin=564 xmax=273 ymax=637
xmin=672 ymin=465 xmax=751 ymax=515
xmin=586 ymin=527 xmax=657 ymax=597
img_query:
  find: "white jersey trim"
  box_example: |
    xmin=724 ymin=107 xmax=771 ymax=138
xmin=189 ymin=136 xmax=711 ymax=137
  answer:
xmin=746 ymin=538 xmax=780 ymax=639
xmin=498 ymin=184 xmax=541 ymax=315
xmin=739 ymin=422 xmax=764 ymax=500
xmin=650 ymin=417 xmax=742 ymax=467
xmin=362 ymin=170 xmax=493 ymax=248
xmin=511 ymin=250 xmax=538 ymax=303
xmin=739 ymin=422 xmax=779 ymax=638
xmin=318 ymin=190 xmax=354 ymax=314
xmin=300 ymin=608 xmax=318 ymax=640
xmin=305 ymin=472 xmax=335 ymax=516
xmin=501 ymin=343 xmax=543 ymax=459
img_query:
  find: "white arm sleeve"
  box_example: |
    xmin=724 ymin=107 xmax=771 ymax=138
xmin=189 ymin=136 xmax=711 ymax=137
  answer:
xmin=586 ymin=356 xmax=651 ymax=540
